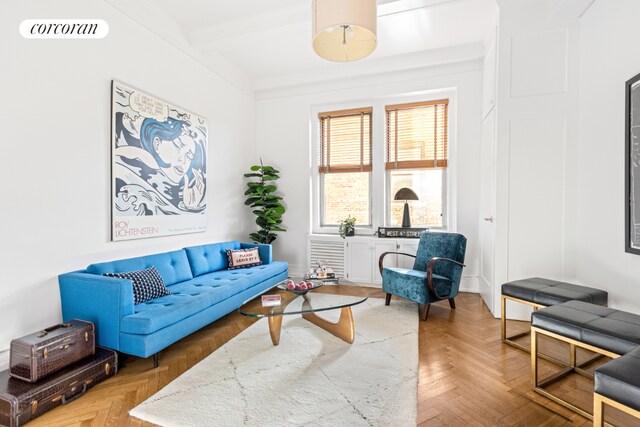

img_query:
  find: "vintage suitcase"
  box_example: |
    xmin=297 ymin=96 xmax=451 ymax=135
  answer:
xmin=0 ymin=347 xmax=117 ymax=427
xmin=10 ymin=320 xmax=95 ymax=383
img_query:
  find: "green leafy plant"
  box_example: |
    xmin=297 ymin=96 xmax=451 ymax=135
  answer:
xmin=338 ymin=215 xmax=356 ymax=239
xmin=244 ymin=160 xmax=286 ymax=244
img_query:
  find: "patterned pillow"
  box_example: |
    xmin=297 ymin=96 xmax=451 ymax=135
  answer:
xmin=226 ymin=247 xmax=262 ymax=269
xmin=104 ymin=266 xmax=171 ymax=304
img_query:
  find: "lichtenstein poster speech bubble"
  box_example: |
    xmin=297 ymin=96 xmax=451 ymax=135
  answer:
xmin=111 ymin=81 xmax=207 ymax=241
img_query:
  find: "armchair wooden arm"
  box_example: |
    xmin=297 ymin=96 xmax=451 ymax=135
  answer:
xmin=426 ymin=257 xmax=466 ymax=300
xmin=378 ymin=251 xmax=417 ymax=275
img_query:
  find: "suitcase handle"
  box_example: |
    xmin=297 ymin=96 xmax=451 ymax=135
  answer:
xmin=37 ymin=323 xmax=72 ymax=338
xmin=61 ymin=383 xmax=87 ymax=404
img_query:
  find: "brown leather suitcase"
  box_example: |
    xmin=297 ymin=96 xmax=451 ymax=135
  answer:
xmin=0 ymin=347 xmax=117 ymax=427
xmin=9 ymin=320 xmax=95 ymax=383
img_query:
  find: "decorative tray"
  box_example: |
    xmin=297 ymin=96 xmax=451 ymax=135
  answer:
xmin=277 ymin=279 xmax=323 ymax=295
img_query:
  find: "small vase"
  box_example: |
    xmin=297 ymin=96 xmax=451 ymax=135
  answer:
xmin=346 ymin=229 xmax=355 ymax=237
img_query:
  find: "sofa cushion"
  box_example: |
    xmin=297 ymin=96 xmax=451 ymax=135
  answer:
xmin=184 ymin=241 xmax=241 ymax=276
xmin=120 ymin=261 xmax=288 ymax=335
xmin=87 ymin=250 xmax=193 ymax=286
xmin=196 ymin=261 xmax=287 ymax=287
xmin=104 ymin=266 xmax=171 ymax=304
xmin=121 ymin=292 xmax=212 ymax=335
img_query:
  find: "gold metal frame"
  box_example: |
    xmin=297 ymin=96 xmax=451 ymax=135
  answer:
xmin=501 ymin=295 xmax=544 ymax=353
xmin=531 ymin=326 xmax=620 ymax=423
xmin=502 ymin=295 xmax=605 ymax=368
xmin=594 ymin=393 xmax=640 ymax=426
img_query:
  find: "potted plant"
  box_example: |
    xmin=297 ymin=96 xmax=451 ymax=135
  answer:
xmin=338 ymin=216 xmax=356 ymax=238
xmin=244 ymin=160 xmax=286 ymax=244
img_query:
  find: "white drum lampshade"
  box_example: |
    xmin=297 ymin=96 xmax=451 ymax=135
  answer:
xmin=312 ymin=0 xmax=377 ymax=62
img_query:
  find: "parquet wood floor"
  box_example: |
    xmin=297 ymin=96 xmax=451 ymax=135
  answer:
xmin=25 ymin=289 xmax=639 ymax=426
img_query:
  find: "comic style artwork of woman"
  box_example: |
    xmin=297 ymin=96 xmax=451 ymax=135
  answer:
xmin=112 ymin=84 xmax=207 ymax=218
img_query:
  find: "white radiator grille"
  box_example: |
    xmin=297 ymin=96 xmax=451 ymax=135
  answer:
xmin=308 ymin=237 xmax=345 ymax=278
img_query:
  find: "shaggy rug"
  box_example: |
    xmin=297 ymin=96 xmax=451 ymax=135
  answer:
xmin=129 ymin=295 xmax=418 ymax=427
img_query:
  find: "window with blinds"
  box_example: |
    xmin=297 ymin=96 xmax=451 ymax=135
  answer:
xmin=319 ymin=107 xmax=372 ymax=173
xmin=318 ymin=107 xmax=373 ymax=226
xmin=385 ymin=99 xmax=448 ymax=170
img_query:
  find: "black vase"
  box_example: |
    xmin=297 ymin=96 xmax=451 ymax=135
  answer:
xmin=346 ymin=229 xmax=355 ymax=237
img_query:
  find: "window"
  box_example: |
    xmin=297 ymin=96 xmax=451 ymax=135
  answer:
xmin=319 ymin=107 xmax=372 ymax=226
xmin=386 ymin=99 xmax=448 ymax=228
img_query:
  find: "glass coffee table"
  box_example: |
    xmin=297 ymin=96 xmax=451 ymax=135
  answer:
xmin=238 ymin=279 xmax=367 ymax=346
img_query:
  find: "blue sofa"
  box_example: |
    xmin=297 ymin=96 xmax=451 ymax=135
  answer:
xmin=58 ymin=241 xmax=288 ymax=364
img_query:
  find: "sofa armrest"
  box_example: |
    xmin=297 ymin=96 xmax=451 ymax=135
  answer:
xmin=58 ymin=272 xmax=135 ymax=351
xmin=240 ymin=243 xmax=272 ymax=264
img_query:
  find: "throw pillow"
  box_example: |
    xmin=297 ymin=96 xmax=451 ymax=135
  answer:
xmin=227 ymin=247 xmax=262 ymax=269
xmin=104 ymin=266 xmax=171 ymax=304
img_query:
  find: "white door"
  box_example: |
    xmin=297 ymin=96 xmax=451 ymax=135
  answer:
xmin=479 ymin=109 xmax=496 ymax=313
xmin=373 ymin=241 xmax=398 ymax=286
xmin=345 ymin=240 xmax=373 ymax=284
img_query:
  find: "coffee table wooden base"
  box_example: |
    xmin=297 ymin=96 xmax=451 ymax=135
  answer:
xmin=303 ymin=307 xmax=355 ymax=344
xmin=268 ymin=315 xmax=283 ymax=346
xmin=267 ymin=307 xmax=355 ymax=346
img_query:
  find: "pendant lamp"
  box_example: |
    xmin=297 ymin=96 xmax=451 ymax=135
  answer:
xmin=312 ymin=0 xmax=377 ymax=62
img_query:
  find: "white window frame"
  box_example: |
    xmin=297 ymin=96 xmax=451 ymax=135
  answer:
xmin=310 ymin=89 xmax=457 ymax=235
xmin=385 ymin=168 xmax=448 ymax=229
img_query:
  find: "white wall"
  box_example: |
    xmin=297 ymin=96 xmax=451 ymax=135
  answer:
xmin=0 ymin=0 xmax=256 ymax=350
xmin=576 ymin=0 xmax=640 ymax=313
xmin=256 ymin=61 xmax=483 ymax=290
xmin=490 ymin=0 xmax=580 ymax=318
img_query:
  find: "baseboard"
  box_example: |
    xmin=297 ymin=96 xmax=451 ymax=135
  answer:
xmin=459 ymin=275 xmax=479 ymax=293
xmin=0 ymin=349 xmax=8 ymax=371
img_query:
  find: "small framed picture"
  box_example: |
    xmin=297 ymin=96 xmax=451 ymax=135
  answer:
xmin=626 ymin=72 xmax=640 ymax=254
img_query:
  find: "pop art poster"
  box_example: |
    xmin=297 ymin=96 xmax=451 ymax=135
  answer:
xmin=111 ymin=81 xmax=207 ymax=241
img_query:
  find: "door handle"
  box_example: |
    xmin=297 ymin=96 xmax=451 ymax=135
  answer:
xmin=483 ymin=217 xmax=494 ymax=223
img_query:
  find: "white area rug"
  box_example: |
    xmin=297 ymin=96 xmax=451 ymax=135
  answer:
xmin=130 ymin=295 xmax=418 ymax=427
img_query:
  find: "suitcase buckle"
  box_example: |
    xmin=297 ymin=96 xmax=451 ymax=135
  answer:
xmin=105 ymin=363 xmax=111 ymax=375
xmin=43 ymin=348 xmax=48 ymax=359
xmin=84 ymin=331 xmax=89 ymax=342
xmin=31 ymin=400 xmax=38 ymax=415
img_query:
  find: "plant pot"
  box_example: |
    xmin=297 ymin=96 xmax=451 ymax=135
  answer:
xmin=346 ymin=229 xmax=355 ymax=237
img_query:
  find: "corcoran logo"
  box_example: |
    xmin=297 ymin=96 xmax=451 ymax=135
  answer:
xmin=19 ymin=19 xmax=109 ymax=39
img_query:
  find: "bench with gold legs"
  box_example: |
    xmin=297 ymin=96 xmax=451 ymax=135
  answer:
xmin=594 ymin=346 xmax=640 ymax=426
xmin=501 ymin=277 xmax=608 ymax=354
xmin=530 ymin=300 xmax=640 ymax=424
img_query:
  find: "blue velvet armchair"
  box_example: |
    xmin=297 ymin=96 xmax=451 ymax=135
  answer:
xmin=379 ymin=232 xmax=467 ymax=321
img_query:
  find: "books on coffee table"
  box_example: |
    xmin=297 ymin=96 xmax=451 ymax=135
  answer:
xmin=261 ymin=294 xmax=281 ymax=307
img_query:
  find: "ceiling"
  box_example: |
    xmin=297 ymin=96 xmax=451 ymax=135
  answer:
xmin=146 ymin=0 xmax=498 ymax=94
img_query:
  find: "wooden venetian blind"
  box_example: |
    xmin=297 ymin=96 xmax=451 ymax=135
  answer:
xmin=319 ymin=107 xmax=372 ymax=173
xmin=385 ymin=99 xmax=449 ymax=170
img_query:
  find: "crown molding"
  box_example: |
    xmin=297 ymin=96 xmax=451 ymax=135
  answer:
xmin=103 ymin=0 xmax=255 ymax=96
xmin=547 ymin=0 xmax=597 ymax=21
xmin=189 ymin=0 xmax=469 ymax=54
xmin=255 ymin=44 xmax=484 ymax=100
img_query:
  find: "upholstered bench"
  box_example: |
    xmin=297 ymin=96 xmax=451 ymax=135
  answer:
xmin=594 ymin=346 xmax=640 ymax=426
xmin=501 ymin=277 xmax=608 ymax=353
xmin=530 ymin=300 xmax=640 ymax=421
